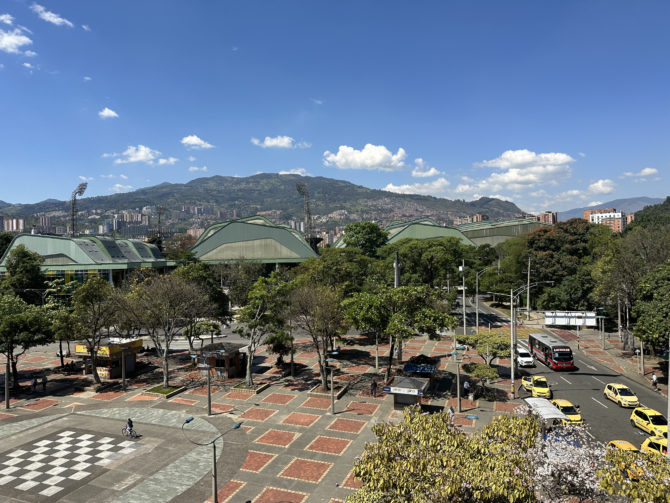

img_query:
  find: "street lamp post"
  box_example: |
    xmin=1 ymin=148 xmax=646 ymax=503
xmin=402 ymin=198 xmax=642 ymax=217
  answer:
xmin=326 ymin=358 xmax=336 ymax=415
xmin=475 ymin=267 xmax=493 ymax=334
xmin=182 ymin=417 xmax=242 ymax=503
xmin=459 ymin=260 xmax=466 ymax=338
xmin=450 ymin=347 xmax=466 ymax=413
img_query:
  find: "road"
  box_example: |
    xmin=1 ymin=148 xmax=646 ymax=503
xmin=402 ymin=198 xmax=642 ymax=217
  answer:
xmin=459 ymin=295 xmax=667 ymax=447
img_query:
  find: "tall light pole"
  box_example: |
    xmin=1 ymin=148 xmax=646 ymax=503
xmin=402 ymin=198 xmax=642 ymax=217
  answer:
xmin=70 ymin=182 xmax=87 ymax=237
xmin=476 ymin=267 xmax=493 ymax=334
xmin=460 ymin=260 xmax=466 ymax=337
xmin=182 ymin=418 xmax=242 ymax=503
xmin=326 ymin=358 xmax=336 ymax=415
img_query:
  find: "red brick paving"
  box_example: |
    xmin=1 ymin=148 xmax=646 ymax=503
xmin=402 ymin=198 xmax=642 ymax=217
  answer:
xmin=20 ymin=398 xmax=59 ymax=411
xmin=327 ymin=418 xmax=367 ymax=434
xmin=170 ymin=397 xmax=198 ymax=405
xmin=342 ymin=470 xmax=365 ymax=489
xmin=281 ymin=412 xmax=320 ymax=427
xmin=279 ymin=458 xmax=333 ymax=483
xmin=306 ymin=435 xmax=351 ymax=455
xmin=23 ymin=356 xmax=48 ymax=363
xmin=255 ymin=429 xmax=299 ymax=447
xmin=494 ymin=401 xmax=520 ymax=412
xmin=253 ymin=487 xmax=308 ymax=503
xmin=261 ymin=393 xmax=296 ymax=405
xmin=453 ymin=414 xmax=475 ymax=427
xmin=224 ymin=390 xmax=254 ymax=401
xmin=187 ymin=386 xmax=210 ymax=396
xmin=0 ymin=413 xmax=16 ymax=420
xmin=345 ymin=365 xmax=371 ymax=373
xmin=446 ymin=398 xmax=477 ymax=409
xmin=300 ymin=397 xmax=331 ymax=410
xmin=206 ymin=480 xmax=245 ymax=502
xmin=211 ymin=402 xmax=234 ymax=413
xmin=90 ymin=391 xmax=125 ymax=401
xmin=297 ymin=352 xmax=317 ymax=359
xmin=127 ymin=394 xmax=159 ymax=401
xmin=240 ymin=407 xmax=277 ymax=421
xmin=241 ymin=451 xmax=276 ymax=472
xmin=344 ymin=401 xmax=379 ymax=415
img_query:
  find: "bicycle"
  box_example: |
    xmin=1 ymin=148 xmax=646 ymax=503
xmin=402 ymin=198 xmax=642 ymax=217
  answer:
xmin=121 ymin=426 xmax=140 ymax=438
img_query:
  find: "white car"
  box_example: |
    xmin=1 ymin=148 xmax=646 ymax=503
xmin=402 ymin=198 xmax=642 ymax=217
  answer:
xmin=517 ymin=348 xmax=535 ymax=367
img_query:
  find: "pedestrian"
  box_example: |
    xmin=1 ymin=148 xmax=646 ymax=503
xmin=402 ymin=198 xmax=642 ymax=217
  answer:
xmin=31 ymin=376 xmax=38 ymax=393
xmin=447 ymin=406 xmax=455 ymax=421
xmin=463 ymin=380 xmax=470 ymax=396
xmin=651 ymin=373 xmax=658 ymax=391
xmin=371 ymin=379 xmax=377 ymax=398
xmin=42 ymin=374 xmax=47 ymax=392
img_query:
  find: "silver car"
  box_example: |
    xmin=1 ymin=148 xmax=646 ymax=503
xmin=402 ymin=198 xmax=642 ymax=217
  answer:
xmin=517 ymin=348 xmax=535 ymax=367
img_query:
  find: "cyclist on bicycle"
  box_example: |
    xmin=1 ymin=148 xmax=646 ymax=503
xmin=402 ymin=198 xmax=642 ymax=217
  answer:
xmin=126 ymin=418 xmax=133 ymax=434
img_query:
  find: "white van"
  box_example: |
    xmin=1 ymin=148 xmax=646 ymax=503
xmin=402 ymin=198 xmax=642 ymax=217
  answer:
xmin=517 ymin=347 xmax=535 ymax=367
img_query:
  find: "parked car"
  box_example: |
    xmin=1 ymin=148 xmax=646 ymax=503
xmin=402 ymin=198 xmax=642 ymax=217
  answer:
xmin=551 ymin=399 xmax=583 ymax=425
xmin=640 ymin=436 xmax=668 ymax=457
xmin=604 ymin=383 xmax=640 ymax=408
xmin=606 ymin=440 xmax=643 ymax=480
xmin=630 ymin=407 xmax=668 ymax=438
xmin=521 ymin=375 xmax=552 ymax=398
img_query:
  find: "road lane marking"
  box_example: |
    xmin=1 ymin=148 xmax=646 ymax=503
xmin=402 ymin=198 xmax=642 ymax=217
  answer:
xmin=560 ymin=376 xmax=572 ymax=385
xmin=592 ymin=376 xmax=607 ymax=385
xmin=591 ymin=397 xmax=609 ymax=408
xmin=577 ymin=359 xmax=598 ymax=371
xmin=585 ymin=431 xmax=595 ymax=439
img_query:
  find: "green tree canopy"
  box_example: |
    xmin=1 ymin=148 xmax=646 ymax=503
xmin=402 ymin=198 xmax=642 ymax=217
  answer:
xmin=342 ymin=221 xmax=389 ymax=257
xmin=2 ymin=244 xmax=46 ymax=304
xmin=633 ymin=262 xmax=670 ymax=347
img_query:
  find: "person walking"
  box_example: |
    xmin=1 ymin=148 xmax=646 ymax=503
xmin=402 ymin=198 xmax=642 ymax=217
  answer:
xmin=371 ymin=379 xmax=377 ymax=398
xmin=31 ymin=376 xmax=38 ymax=393
xmin=651 ymin=372 xmax=658 ymax=391
xmin=41 ymin=374 xmax=47 ymax=392
xmin=463 ymin=380 xmax=470 ymax=396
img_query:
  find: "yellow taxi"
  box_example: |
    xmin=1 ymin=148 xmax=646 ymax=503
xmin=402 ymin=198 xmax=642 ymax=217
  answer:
xmin=551 ymin=399 xmax=583 ymax=425
xmin=521 ymin=376 xmax=552 ymax=398
xmin=606 ymin=440 xmax=643 ymax=480
xmin=640 ymin=436 xmax=667 ymax=457
xmin=603 ymin=383 xmax=640 ymax=408
xmin=630 ymin=407 xmax=668 ymax=438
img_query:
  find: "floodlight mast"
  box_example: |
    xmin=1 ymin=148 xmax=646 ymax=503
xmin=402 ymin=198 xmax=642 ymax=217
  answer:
xmin=70 ymin=182 xmax=87 ymax=237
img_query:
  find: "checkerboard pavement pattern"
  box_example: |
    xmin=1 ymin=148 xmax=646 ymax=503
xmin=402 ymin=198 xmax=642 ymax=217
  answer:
xmin=0 ymin=429 xmax=140 ymax=498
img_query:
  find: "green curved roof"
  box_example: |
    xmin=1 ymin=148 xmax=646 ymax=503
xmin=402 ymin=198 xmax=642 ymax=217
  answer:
xmin=0 ymin=234 xmax=168 ymax=272
xmin=191 ymin=217 xmax=317 ymax=263
xmin=386 ymin=222 xmax=475 ymax=246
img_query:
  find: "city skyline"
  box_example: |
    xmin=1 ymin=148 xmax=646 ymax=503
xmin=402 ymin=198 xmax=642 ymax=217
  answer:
xmin=1 ymin=1 xmax=668 ymax=212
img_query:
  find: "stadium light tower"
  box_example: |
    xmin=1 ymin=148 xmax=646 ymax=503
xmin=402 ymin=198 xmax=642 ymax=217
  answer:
xmin=70 ymin=182 xmax=87 ymax=237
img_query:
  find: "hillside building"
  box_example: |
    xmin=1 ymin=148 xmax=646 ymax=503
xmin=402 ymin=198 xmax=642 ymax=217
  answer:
xmin=584 ymin=208 xmax=632 ymax=233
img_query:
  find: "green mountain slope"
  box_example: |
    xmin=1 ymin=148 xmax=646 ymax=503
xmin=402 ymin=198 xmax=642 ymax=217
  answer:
xmin=0 ymin=173 xmax=522 ymax=223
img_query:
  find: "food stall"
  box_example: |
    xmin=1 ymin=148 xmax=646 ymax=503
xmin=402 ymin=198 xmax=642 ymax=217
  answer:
xmin=74 ymin=338 xmax=143 ymax=380
xmin=383 ymin=376 xmax=430 ymax=409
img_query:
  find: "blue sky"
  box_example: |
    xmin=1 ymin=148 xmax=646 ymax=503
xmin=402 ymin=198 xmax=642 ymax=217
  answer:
xmin=1 ymin=1 xmax=668 ymax=213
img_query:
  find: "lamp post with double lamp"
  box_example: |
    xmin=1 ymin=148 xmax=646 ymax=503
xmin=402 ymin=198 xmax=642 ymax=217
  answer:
xmin=459 ymin=261 xmax=466 ymax=340
xmin=450 ymin=345 xmax=467 ymax=413
xmin=181 ymin=418 xmax=242 ymax=503
xmin=509 ymin=281 xmax=553 ymax=399
xmin=475 ymin=267 xmax=494 ymax=334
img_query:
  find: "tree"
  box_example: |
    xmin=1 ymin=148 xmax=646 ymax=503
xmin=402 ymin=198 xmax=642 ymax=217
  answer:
xmin=456 ymin=332 xmax=510 ymax=366
xmin=214 ymin=260 xmax=266 ymax=306
xmin=0 ymin=294 xmax=52 ymax=394
xmin=72 ymin=277 xmax=116 ymax=384
xmin=0 ymin=232 xmax=13 ymax=258
xmin=291 ymin=284 xmax=348 ymax=391
xmin=2 ymin=244 xmax=46 ymax=304
xmin=163 ymin=233 xmax=197 ymax=263
xmin=234 ymin=272 xmax=289 ymax=387
xmin=343 ymin=286 xmax=456 ymax=378
xmin=633 ymin=262 xmax=670 ymax=348
xmin=347 ymin=407 xmax=539 ymax=503
xmin=264 ymin=330 xmax=293 ymax=368
xmin=598 ymin=447 xmax=670 ymax=502
xmin=120 ymin=274 xmax=214 ymax=387
xmin=342 ymin=222 xmax=389 ymax=257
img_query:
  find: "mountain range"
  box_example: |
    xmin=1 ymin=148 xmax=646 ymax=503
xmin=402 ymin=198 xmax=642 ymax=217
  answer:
xmin=0 ymin=174 xmax=523 ymax=224
xmin=557 ymin=197 xmax=664 ymax=221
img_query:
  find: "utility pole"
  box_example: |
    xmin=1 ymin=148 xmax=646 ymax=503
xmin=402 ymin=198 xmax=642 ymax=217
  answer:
xmin=460 ymin=260 xmax=466 ymax=337
xmin=394 ymin=252 xmax=402 ymax=363
xmin=526 ymin=256 xmax=531 ymax=320
xmin=510 ymin=288 xmax=515 ymax=399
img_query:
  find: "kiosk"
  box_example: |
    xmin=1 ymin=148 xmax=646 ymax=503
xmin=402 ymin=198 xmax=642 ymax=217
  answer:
xmin=74 ymin=339 xmax=143 ymax=380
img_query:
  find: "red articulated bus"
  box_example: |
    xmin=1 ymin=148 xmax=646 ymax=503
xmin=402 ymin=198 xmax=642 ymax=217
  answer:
xmin=528 ymin=332 xmax=574 ymax=370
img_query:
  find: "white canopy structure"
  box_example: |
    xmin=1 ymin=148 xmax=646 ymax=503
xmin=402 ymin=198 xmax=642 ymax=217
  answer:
xmin=524 ymin=398 xmax=568 ymax=421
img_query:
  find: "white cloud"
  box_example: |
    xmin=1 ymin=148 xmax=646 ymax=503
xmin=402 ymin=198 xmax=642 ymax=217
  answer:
xmin=232 ymin=46 xmax=238 ymax=51
xmin=157 ymin=157 xmax=178 ymax=165
xmin=24 ymin=50 xmax=36 ymax=57
xmin=111 ymin=184 xmax=132 ymax=193
xmin=278 ymin=168 xmax=308 ymax=175
xmin=181 ymin=134 xmax=214 ymax=150
xmin=310 ymin=98 xmax=323 ymax=105
xmin=251 ymin=135 xmax=310 ymax=149
xmin=411 ymin=158 xmax=442 ymax=178
xmin=30 ymin=3 xmax=73 ymax=28
xmin=98 ymin=107 xmax=119 ymax=119
xmin=101 ymin=152 xmax=118 ymax=158
xmin=383 ymin=177 xmax=450 ymax=196
xmin=188 ymin=166 xmax=208 ymax=172
xmin=23 ymin=62 xmax=33 ymax=69
xmin=621 ymin=167 xmax=658 ymax=178
xmin=587 ymin=201 xmax=603 ymax=207
xmin=119 ymin=174 xmax=128 ymax=179
xmin=78 ymin=176 xmax=93 ymax=182
xmin=188 ymin=156 xmax=196 ymax=162
xmin=588 ymin=179 xmax=615 ymax=194
xmin=0 ymin=28 xmax=32 ymax=54
xmin=114 ymin=145 xmax=161 ymax=165
xmin=83 ymin=76 xmax=92 ymax=81
xmin=82 ymin=24 xmax=90 ymax=31
xmin=477 ymin=149 xmax=575 ymax=170
xmin=0 ymin=14 xmax=13 ymax=25
xmin=323 ymin=144 xmax=407 ymax=172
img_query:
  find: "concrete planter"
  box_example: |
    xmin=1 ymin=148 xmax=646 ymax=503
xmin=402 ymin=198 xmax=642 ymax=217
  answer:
xmin=232 ymin=382 xmax=271 ymax=394
xmin=308 ymin=382 xmax=349 ymax=400
xmin=144 ymin=386 xmax=187 ymax=399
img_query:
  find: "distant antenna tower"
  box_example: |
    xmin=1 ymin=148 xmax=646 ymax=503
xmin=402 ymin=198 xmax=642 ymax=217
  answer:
xmin=70 ymin=182 xmax=87 ymax=237
xmin=296 ymin=182 xmax=321 ymax=252
xmin=156 ymin=206 xmax=165 ymax=239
